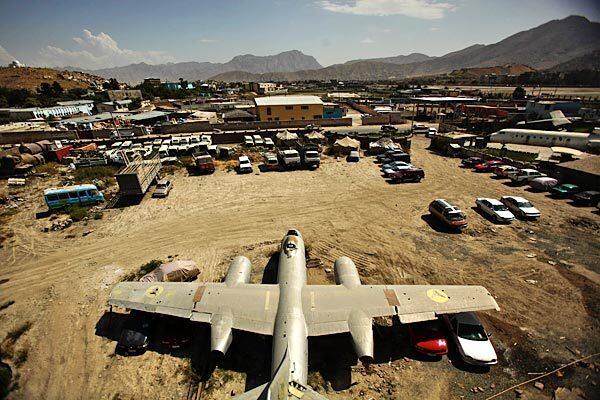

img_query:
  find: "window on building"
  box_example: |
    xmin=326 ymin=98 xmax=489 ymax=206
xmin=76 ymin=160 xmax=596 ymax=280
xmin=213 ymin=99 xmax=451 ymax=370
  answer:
xmin=285 ymin=105 xmax=294 ymax=110
xmin=267 ymin=107 xmax=272 ymax=115
xmin=313 ymin=115 xmax=321 ymax=119
xmin=301 ymin=117 xmax=305 ymax=120
xmin=290 ymin=117 xmax=294 ymax=121
xmin=301 ymin=105 xmax=309 ymax=110
xmin=268 ymin=117 xmax=272 ymax=121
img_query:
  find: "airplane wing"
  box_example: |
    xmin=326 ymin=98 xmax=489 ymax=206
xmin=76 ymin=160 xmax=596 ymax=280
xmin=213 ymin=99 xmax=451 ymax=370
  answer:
xmin=109 ymin=281 xmax=280 ymax=335
xmin=302 ymin=284 xmax=499 ymax=336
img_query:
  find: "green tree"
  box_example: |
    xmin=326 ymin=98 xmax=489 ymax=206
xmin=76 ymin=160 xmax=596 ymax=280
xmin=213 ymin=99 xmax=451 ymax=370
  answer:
xmin=512 ymin=85 xmax=526 ymax=100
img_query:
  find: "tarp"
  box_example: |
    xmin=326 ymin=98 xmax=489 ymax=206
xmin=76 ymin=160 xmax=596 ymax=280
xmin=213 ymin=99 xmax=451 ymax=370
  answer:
xmin=306 ymin=131 xmax=325 ymax=140
xmin=276 ymin=130 xmax=299 ymax=141
xmin=139 ymin=260 xmax=200 ymax=283
xmin=75 ymin=143 xmax=98 ymax=152
xmin=334 ymin=137 xmax=360 ymax=149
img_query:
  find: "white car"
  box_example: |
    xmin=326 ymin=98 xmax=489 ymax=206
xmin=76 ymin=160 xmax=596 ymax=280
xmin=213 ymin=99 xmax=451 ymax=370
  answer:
xmin=509 ymin=168 xmax=546 ymax=185
xmin=500 ymin=196 xmax=540 ymax=220
xmin=253 ymin=135 xmax=264 ymax=146
xmin=264 ymin=137 xmax=275 ymax=148
xmin=475 ymin=197 xmax=515 ymax=223
xmin=238 ymin=156 xmax=253 ymax=174
xmin=244 ymin=135 xmax=254 ymax=147
xmin=443 ymin=313 xmax=497 ymax=366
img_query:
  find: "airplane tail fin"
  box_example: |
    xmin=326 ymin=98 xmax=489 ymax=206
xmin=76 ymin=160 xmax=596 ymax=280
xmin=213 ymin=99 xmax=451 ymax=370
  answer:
xmin=233 ymin=346 xmax=328 ymax=399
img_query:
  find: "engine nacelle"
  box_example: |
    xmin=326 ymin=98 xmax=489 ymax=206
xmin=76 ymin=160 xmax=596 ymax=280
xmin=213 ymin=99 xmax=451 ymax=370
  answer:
xmin=211 ymin=312 xmax=233 ymax=357
xmin=225 ymin=256 xmax=252 ymax=287
xmin=334 ymin=256 xmax=361 ymax=289
xmin=348 ymin=310 xmax=374 ymax=364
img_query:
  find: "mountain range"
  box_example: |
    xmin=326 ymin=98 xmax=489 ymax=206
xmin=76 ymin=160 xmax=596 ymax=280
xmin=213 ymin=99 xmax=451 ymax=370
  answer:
xmin=73 ymin=15 xmax=599 ymax=83
xmin=211 ymin=15 xmax=600 ymax=82
xmin=77 ymin=50 xmax=322 ymax=84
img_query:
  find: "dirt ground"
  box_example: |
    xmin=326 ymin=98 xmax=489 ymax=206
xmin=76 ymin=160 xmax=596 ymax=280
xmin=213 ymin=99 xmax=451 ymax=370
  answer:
xmin=0 ymin=137 xmax=599 ymax=400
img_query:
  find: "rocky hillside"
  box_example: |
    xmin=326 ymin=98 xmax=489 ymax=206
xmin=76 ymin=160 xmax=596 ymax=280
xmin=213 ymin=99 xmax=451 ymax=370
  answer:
xmin=0 ymin=67 xmax=104 ymax=90
xmin=547 ymin=50 xmax=600 ymax=72
xmin=212 ymin=16 xmax=600 ymax=82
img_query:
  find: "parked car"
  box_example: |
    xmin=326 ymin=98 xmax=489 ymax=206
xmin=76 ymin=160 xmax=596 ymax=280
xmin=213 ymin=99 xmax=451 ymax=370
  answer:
xmin=263 ymin=153 xmax=280 ymax=171
xmin=428 ymin=199 xmax=468 ymax=230
xmin=460 ymin=157 xmax=484 ymax=168
xmin=528 ymin=177 xmax=558 ymax=192
xmin=572 ymin=191 xmax=600 ymax=206
xmin=412 ymin=124 xmax=429 ymax=135
xmin=238 ymin=156 xmax=253 ymax=174
xmin=301 ymin=148 xmax=321 ymax=169
xmin=425 ymin=127 xmax=438 ymax=138
xmin=443 ymin=313 xmax=497 ymax=366
xmin=408 ymin=319 xmax=448 ymax=356
xmin=264 ymin=137 xmax=275 ymax=148
xmin=509 ymin=169 xmax=546 ymax=185
xmin=474 ymin=160 xmax=504 ymax=173
xmin=253 ymin=135 xmax=264 ymax=146
xmin=381 ymin=124 xmax=398 ymax=133
xmin=243 ymin=135 xmax=254 ymax=147
xmin=551 ymin=183 xmax=580 ymax=198
xmin=153 ymin=180 xmax=172 ymax=198
xmin=389 ymin=167 xmax=424 ymax=183
xmin=382 ymin=152 xmax=411 ymax=164
xmin=377 ymin=150 xmax=410 ymax=164
xmin=193 ymin=153 xmax=215 ymax=174
xmin=500 ymin=196 xmax=540 ymax=219
xmin=475 ymin=197 xmax=515 ymax=223
xmin=382 ymin=161 xmax=413 ymax=177
xmin=116 ymin=311 xmax=154 ymax=355
xmin=278 ymin=149 xmax=301 ymax=169
xmin=493 ymin=165 xmax=519 ymax=178
xmin=346 ymin=151 xmax=360 ymax=162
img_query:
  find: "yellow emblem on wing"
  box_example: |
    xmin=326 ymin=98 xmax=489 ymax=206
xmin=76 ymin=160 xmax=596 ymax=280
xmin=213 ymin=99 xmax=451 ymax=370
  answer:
xmin=427 ymin=288 xmax=449 ymax=303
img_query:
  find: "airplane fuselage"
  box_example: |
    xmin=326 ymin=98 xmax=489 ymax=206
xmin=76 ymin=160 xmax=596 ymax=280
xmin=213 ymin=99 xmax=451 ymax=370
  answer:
xmin=272 ymin=230 xmax=309 ymax=385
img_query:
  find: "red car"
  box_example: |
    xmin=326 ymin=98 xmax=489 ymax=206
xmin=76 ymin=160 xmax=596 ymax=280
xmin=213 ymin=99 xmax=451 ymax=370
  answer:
xmin=408 ymin=319 xmax=448 ymax=356
xmin=474 ymin=160 xmax=503 ymax=172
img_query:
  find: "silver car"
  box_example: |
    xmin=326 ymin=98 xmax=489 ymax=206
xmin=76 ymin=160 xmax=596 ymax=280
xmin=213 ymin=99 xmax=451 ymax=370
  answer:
xmin=500 ymin=196 xmax=540 ymax=219
xmin=153 ymin=180 xmax=172 ymax=198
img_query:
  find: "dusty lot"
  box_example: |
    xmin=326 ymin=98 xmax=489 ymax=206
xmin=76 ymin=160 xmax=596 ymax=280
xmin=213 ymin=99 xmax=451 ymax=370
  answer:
xmin=0 ymin=137 xmax=599 ymax=400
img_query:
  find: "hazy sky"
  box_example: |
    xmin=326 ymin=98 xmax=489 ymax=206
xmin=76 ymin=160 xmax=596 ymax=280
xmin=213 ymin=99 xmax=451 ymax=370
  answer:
xmin=0 ymin=0 xmax=598 ymax=69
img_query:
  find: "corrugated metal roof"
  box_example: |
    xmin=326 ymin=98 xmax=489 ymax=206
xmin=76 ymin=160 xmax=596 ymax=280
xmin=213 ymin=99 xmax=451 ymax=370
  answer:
xmin=254 ymin=95 xmax=323 ymax=106
xmin=124 ymin=111 xmax=170 ymax=121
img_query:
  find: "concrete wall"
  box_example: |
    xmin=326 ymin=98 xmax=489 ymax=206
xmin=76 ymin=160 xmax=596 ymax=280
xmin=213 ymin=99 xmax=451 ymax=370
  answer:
xmin=0 ymin=130 xmax=77 ymax=145
xmin=362 ymin=115 xmax=390 ymax=125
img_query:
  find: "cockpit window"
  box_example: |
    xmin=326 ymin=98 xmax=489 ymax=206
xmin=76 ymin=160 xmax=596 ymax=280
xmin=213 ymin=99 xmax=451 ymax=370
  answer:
xmin=286 ymin=229 xmax=300 ymax=237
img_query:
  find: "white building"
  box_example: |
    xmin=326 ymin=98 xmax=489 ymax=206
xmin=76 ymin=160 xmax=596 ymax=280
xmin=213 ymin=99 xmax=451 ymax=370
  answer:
xmin=0 ymin=100 xmax=95 ymax=122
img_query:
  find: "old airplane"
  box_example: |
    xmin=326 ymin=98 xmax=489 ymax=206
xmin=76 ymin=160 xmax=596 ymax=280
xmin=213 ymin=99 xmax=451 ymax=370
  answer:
xmin=109 ymin=229 xmax=499 ymax=399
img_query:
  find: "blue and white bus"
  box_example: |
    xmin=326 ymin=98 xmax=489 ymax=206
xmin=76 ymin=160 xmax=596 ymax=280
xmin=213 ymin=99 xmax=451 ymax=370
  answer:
xmin=43 ymin=184 xmax=105 ymax=210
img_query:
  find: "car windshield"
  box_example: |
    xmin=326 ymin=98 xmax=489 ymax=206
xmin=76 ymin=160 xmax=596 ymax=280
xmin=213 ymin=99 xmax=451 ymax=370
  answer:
xmin=446 ymin=211 xmax=466 ymax=221
xmin=492 ymin=204 xmax=508 ymax=211
xmin=517 ymin=201 xmax=533 ymax=208
xmin=458 ymin=323 xmax=487 ymax=341
xmin=157 ymin=183 xmax=167 ymax=189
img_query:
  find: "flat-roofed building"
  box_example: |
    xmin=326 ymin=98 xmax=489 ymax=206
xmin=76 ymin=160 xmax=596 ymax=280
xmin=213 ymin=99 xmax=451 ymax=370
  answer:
xmin=254 ymin=95 xmax=323 ymax=122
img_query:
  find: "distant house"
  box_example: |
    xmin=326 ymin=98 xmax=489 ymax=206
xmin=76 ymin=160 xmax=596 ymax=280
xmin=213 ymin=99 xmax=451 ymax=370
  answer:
xmin=107 ymin=89 xmax=143 ymax=101
xmin=96 ymin=100 xmax=132 ymax=113
xmin=323 ymin=102 xmax=344 ymax=119
xmin=162 ymin=82 xmax=195 ymax=91
xmin=0 ymin=100 xmax=94 ymax=122
xmin=526 ymin=100 xmax=582 ymax=118
xmin=254 ymin=95 xmax=323 ymax=122
xmin=143 ymin=78 xmax=161 ymax=87
xmin=251 ymin=82 xmax=288 ymax=95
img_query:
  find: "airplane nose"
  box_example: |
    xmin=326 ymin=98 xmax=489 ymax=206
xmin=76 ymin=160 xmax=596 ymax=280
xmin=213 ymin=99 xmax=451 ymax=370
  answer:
xmin=286 ymin=229 xmax=302 ymax=238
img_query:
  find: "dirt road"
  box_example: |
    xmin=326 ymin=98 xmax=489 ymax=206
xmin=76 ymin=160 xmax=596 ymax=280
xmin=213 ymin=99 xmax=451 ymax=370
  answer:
xmin=0 ymin=137 xmax=598 ymax=399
